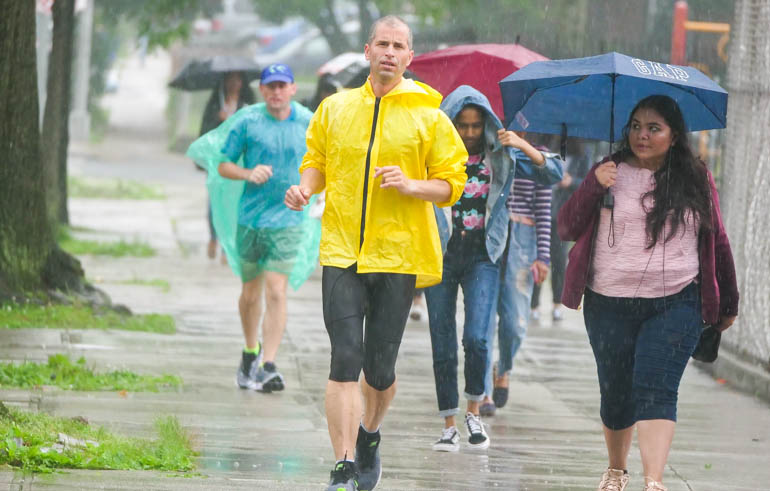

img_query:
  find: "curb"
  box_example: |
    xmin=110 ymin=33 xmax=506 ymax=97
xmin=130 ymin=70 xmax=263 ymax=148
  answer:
xmin=694 ymin=347 xmax=770 ymax=403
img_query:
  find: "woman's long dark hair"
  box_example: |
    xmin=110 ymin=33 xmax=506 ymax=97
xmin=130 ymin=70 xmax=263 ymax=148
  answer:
xmin=617 ymin=95 xmax=712 ymax=248
xmin=199 ymin=72 xmax=256 ymax=135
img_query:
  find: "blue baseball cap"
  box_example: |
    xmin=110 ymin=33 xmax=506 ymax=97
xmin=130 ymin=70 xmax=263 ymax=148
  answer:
xmin=260 ymin=63 xmax=294 ymax=84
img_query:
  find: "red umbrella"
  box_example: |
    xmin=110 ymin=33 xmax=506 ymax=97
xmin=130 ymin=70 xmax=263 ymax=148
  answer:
xmin=409 ymin=43 xmax=548 ymax=118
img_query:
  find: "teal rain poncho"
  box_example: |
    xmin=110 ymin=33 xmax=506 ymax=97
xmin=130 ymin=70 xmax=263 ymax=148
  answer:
xmin=187 ymin=102 xmax=321 ymax=289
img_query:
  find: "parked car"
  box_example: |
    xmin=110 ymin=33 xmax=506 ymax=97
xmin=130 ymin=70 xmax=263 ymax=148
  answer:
xmin=254 ymin=21 xmax=359 ymax=78
xmin=236 ymin=17 xmax=309 ymax=56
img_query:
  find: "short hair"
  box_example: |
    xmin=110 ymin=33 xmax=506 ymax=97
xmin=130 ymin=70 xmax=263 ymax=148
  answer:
xmin=367 ymin=15 xmax=413 ymax=49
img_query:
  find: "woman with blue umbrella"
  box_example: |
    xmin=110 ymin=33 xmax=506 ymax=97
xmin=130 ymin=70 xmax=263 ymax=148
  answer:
xmin=558 ymin=95 xmax=738 ymax=491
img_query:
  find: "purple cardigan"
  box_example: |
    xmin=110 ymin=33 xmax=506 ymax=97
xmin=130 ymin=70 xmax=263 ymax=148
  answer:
xmin=557 ymin=158 xmax=739 ymax=328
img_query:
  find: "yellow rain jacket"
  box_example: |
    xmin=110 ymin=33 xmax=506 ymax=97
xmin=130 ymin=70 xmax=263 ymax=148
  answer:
xmin=300 ymin=78 xmax=468 ymax=287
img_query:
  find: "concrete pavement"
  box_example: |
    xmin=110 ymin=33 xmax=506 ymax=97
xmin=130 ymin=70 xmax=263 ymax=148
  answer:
xmin=2 ymin=50 xmax=769 ymax=490
xmin=2 ymin=130 xmax=770 ymax=490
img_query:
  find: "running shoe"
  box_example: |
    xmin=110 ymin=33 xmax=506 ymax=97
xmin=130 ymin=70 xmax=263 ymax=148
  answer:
xmin=432 ymin=426 xmax=460 ymax=452
xmin=255 ymin=362 xmax=285 ymax=392
xmin=327 ymin=461 xmax=358 ymax=491
xmin=354 ymin=425 xmax=381 ymax=490
xmin=464 ymin=412 xmax=490 ymax=449
xmin=235 ymin=344 xmax=262 ymax=390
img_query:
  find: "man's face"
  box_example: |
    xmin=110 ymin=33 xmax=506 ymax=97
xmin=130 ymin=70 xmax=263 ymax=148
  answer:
xmin=364 ymin=23 xmax=413 ymax=85
xmin=259 ymin=81 xmax=297 ymax=113
xmin=455 ymin=107 xmax=485 ymax=154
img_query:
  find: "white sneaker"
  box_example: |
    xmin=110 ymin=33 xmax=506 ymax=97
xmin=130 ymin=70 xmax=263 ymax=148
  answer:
xmin=409 ymin=303 xmax=427 ymax=322
xmin=464 ymin=412 xmax=490 ymax=449
xmin=552 ymin=307 xmax=564 ymax=321
xmin=432 ymin=426 xmax=460 ymax=452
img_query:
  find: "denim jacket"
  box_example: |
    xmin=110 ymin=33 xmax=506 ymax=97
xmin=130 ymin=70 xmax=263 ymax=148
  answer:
xmin=435 ymin=85 xmax=564 ymax=263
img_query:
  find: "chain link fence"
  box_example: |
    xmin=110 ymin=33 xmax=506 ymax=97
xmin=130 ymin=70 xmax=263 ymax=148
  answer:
xmin=721 ymin=0 xmax=770 ymax=367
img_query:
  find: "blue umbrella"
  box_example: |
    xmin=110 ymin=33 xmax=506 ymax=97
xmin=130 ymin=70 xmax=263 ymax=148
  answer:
xmin=499 ymin=52 xmax=728 ymax=144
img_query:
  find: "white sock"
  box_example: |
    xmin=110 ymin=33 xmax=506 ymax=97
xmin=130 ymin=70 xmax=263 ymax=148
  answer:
xmin=360 ymin=422 xmax=380 ymax=434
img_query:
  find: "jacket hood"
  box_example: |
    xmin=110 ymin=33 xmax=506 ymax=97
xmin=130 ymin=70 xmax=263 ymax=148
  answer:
xmin=363 ymin=77 xmax=443 ymax=108
xmin=440 ymin=85 xmax=504 ymax=151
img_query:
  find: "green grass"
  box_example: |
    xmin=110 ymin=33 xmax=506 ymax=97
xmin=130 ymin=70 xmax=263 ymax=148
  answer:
xmin=68 ymin=176 xmax=165 ymax=200
xmin=0 ymin=354 xmax=181 ymax=392
xmin=116 ymin=278 xmax=170 ymax=293
xmin=0 ymin=303 xmax=175 ymax=334
xmin=58 ymin=228 xmax=155 ymax=258
xmin=0 ymin=405 xmax=195 ymax=473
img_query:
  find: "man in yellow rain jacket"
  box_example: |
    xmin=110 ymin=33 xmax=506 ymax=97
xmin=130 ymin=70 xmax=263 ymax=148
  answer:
xmin=285 ymin=15 xmax=467 ymax=491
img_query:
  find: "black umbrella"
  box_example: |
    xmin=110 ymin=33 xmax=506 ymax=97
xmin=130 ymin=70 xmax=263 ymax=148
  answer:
xmin=168 ymin=55 xmax=261 ymax=91
xmin=335 ymin=65 xmax=422 ymax=89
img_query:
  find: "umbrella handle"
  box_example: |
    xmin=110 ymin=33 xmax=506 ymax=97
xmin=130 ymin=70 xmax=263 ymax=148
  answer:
xmin=603 ymin=136 xmax=614 ymax=209
xmin=602 ymin=189 xmax=614 ymax=209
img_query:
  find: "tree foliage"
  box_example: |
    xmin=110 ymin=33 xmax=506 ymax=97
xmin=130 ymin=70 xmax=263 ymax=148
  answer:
xmin=95 ymin=0 xmax=220 ymax=49
xmin=249 ymin=0 xmax=733 ymax=66
xmin=250 ymin=0 xmax=354 ymax=54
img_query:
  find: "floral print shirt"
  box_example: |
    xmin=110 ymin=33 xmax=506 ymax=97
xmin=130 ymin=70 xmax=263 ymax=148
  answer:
xmin=451 ymin=154 xmax=490 ymax=232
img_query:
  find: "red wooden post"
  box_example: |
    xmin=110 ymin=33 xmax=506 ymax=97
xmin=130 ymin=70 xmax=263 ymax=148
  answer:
xmin=671 ymin=1 xmax=689 ymax=65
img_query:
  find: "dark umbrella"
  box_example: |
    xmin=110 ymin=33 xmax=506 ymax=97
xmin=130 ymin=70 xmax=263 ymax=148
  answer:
xmin=169 ymin=55 xmax=261 ymax=91
xmin=337 ymin=66 xmax=422 ymax=89
xmin=409 ymin=43 xmax=548 ymax=118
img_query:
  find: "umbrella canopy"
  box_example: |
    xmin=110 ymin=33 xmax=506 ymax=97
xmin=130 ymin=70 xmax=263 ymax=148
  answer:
xmin=169 ymin=55 xmax=261 ymax=91
xmin=317 ymin=52 xmax=367 ymax=76
xmin=409 ymin=43 xmax=548 ymax=118
xmin=499 ymin=52 xmax=728 ymax=142
xmin=333 ymin=65 xmax=421 ymax=89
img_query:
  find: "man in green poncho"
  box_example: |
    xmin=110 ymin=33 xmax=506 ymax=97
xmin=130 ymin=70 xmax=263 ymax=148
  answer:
xmin=211 ymin=63 xmax=314 ymax=392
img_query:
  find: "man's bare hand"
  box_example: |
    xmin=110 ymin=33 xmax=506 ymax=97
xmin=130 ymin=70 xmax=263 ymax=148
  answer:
xmin=374 ymin=166 xmax=414 ymax=195
xmin=284 ymin=184 xmax=312 ymax=211
xmin=247 ymin=165 xmax=273 ymax=185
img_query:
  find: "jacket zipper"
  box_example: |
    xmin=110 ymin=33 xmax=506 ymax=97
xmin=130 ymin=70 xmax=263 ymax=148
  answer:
xmin=359 ymin=97 xmax=381 ymax=251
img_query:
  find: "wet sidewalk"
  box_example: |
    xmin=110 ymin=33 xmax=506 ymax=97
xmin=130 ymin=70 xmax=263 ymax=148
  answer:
xmin=2 ymin=50 xmax=769 ymax=490
xmin=2 ymin=134 xmax=770 ymax=491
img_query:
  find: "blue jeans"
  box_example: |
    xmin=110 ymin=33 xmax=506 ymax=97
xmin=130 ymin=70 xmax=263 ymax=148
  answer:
xmin=583 ymin=282 xmax=702 ymax=429
xmin=484 ymin=222 xmax=537 ymax=396
xmin=425 ymin=232 xmax=500 ymax=417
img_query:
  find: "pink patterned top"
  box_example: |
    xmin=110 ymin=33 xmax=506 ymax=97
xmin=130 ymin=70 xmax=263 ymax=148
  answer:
xmin=451 ymin=154 xmax=491 ymax=231
xmin=589 ymin=163 xmax=699 ymax=298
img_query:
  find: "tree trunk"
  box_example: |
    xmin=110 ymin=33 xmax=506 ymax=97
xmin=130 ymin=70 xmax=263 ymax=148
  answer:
xmin=0 ymin=0 xmax=87 ymax=303
xmin=357 ymin=0 xmax=374 ymax=47
xmin=0 ymin=0 xmax=52 ymax=297
xmin=41 ymin=0 xmax=76 ymax=227
xmin=316 ymin=0 xmax=352 ymax=55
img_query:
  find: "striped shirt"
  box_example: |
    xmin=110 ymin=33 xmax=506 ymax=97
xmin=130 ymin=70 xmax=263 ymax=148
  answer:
xmin=506 ymin=178 xmax=553 ymax=264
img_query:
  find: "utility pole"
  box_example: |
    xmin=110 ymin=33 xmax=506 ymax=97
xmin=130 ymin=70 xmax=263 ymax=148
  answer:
xmin=69 ymin=0 xmax=92 ymax=141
